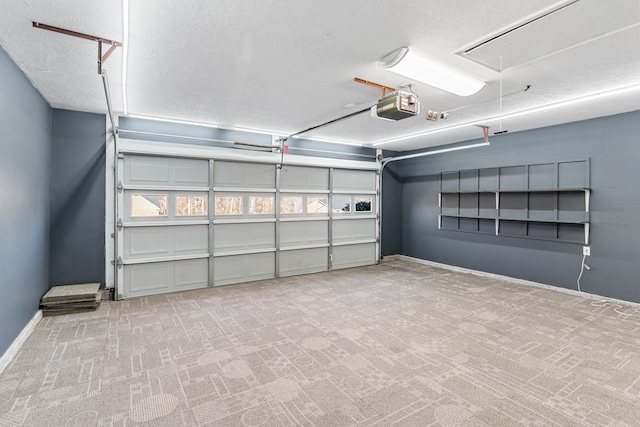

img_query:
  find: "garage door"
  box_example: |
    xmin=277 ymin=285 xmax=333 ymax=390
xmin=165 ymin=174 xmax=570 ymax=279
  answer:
xmin=119 ymin=156 xmax=210 ymax=298
xmin=212 ymin=161 xmax=277 ymax=286
xmin=117 ymin=154 xmax=378 ymax=298
xmin=279 ymin=165 xmax=330 ymax=276
xmin=331 ymin=169 xmax=377 ymax=269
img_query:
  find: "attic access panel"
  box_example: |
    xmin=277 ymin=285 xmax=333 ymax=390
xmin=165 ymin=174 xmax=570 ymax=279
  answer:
xmin=460 ymin=0 xmax=640 ymax=71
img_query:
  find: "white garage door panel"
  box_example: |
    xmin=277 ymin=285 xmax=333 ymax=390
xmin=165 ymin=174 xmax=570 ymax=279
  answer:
xmin=174 ymin=159 xmax=209 ymax=184
xmin=333 ymin=169 xmax=376 ymax=191
xmin=333 ymin=219 xmax=376 ymax=242
xmin=280 ymin=221 xmax=328 ymax=247
xmin=280 ymin=248 xmax=328 ymax=277
xmin=175 ymin=259 xmax=209 ymax=289
xmin=214 ymin=223 xmax=275 ymax=251
xmin=331 ymin=243 xmax=376 ymax=270
xmin=125 ymin=228 xmax=169 ymax=257
xmin=214 ymin=253 xmax=275 ymax=286
xmin=125 ymin=156 xmax=169 ymax=183
xmin=174 ymin=226 xmax=209 ymax=252
xmin=125 ymin=259 xmax=209 ymax=297
xmin=125 ymin=263 xmax=171 ymax=296
xmin=124 ymin=156 xmax=208 ymax=186
xmin=124 ymin=225 xmax=208 ymax=260
xmin=214 ymin=162 xmax=275 ymax=188
xmin=280 ymin=166 xmax=329 ymax=190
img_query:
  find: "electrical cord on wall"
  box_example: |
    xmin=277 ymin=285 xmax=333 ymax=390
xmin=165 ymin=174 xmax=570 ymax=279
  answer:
xmin=576 ymin=254 xmax=589 ymax=297
xmin=577 ymin=254 xmax=640 ymax=317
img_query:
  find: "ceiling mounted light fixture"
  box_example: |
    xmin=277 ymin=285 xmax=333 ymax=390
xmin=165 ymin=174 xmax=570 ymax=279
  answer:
xmin=378 ymin=47 xmax=485 ymax=97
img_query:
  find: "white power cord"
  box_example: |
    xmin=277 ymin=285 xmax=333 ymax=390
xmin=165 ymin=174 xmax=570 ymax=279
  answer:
xmin=576 ymin=254 xmax=590 ymax=296
xmin=577 ymin=254 xmax=640 ymax=317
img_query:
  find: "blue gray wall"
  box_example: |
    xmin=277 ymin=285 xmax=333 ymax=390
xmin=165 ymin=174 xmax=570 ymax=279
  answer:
xmin=400 ymin=110 xmax=640 ymax=303
xmin=50 ymin=109 xmax=106 ymax=288
xmin=381 ymin=154 xmax=402 ymax=256
xmin=0 ymin=47 xmax=52 ymax=356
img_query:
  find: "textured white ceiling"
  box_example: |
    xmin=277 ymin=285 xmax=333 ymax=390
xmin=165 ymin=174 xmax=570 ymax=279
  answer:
xmin=1 ymin=0 xmax=639 ymax=151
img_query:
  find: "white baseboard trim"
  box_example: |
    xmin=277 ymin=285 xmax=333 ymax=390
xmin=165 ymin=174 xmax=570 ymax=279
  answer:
xmin=0 ymin=310 xmax=42 ymax=375
xmin=385 ymin=254 xmax=640 ymax=309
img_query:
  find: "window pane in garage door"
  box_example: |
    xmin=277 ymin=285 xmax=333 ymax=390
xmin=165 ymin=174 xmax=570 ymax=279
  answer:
xmin=176 ymin=195 xmax=207 ymax=216
xmin=131 ymin=194 xmax=167 ymax=217
xmin=215 ymin=195 xmax=243 ymax=215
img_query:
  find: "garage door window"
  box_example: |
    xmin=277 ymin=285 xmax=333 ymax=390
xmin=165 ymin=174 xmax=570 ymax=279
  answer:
xmin=215 ymin=196 xmax=243 ymax=215
xmin=249 ymin=196 xmax=274 ymax=215
xmin=131 ymin=194 xmax=167 ymax=217
xmin=307 ymin=196 xmax=328 ymax=214
xmin=354 ymin=196 xmax=372 ymax=212
xmin=332 ymin=196 xmax=351 ymax=213
xmin=280 ymin=196 xmax=303 ymax=214
xmin=176 ymin=195 xmax=208 ymax=216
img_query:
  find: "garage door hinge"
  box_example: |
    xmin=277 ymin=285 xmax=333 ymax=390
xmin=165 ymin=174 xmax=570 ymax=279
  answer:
xmin=111 ymin=257 xmax=123 ymax=268
xmin=376 ymin=238 xmax=380 ymax=243
xmin=116 ymin=180 xmax=124 ymax=193
xmin=117 ymin=218 xmax=123 ymax=231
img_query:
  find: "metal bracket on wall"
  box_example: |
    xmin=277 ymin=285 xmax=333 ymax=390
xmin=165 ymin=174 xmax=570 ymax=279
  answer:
xmin=32 ymin=22 xmax=123 ymax=74
xmin=474 ymin=125 xmax=490 ymax=142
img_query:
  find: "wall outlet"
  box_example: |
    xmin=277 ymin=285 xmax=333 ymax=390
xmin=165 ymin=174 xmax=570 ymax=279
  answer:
xmin=583 ymin=246 xmax=591 ymax=256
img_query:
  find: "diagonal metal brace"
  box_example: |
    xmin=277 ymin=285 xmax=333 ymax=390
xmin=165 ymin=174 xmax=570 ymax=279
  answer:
xmin=32 ymin=22 xmax=123 ymax=74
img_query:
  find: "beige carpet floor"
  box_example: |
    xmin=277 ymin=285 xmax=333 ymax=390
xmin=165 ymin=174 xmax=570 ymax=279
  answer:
xmin=1 ymin=259 xmax=640 ymax=426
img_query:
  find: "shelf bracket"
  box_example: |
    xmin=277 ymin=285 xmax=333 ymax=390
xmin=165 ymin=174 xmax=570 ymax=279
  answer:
xmin=584 ymin=189 xmax=590 ymax=213
xmin=585 ymin=223 xmax=590 ymax=245
xmin=474 ymin=125 xmax=490 ymax=143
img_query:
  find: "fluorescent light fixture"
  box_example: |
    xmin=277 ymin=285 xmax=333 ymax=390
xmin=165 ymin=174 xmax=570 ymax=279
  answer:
xmin=121 ymin=0 xmax=129 ymax=115
xmin=378 ymin=47 xmax=485 ymax=97
xmin=373 ymin=81 xmax=640 ymax=146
